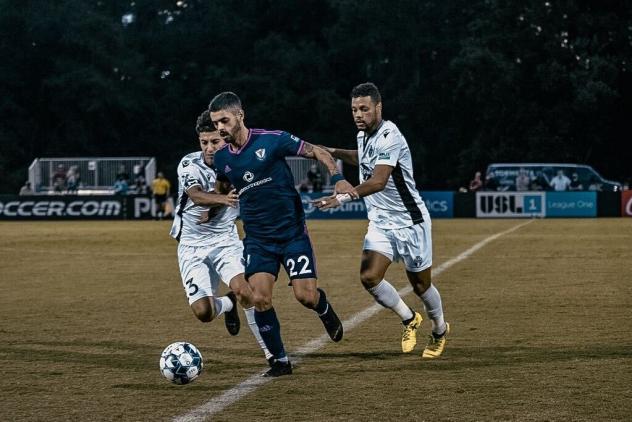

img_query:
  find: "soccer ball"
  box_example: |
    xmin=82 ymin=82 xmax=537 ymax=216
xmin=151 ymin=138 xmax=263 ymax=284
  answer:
xmin=159 ymin=341 xmax=203 ymax=385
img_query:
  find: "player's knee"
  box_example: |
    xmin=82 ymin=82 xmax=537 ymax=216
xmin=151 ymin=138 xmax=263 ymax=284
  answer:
xmin=191 ymin=303 xmax=215 ymax=323
xmin=360 ymin=270 xmax=381 ymax=289
xmin=231 ymin=284 xmax=253 ymax=308
xmin=251 ymin=292 xmax=272 ymax=310
xmin=295 ymin=291 xmax=318 ymax=309
xmin=293 ymin=283 xmax=319 ymax=308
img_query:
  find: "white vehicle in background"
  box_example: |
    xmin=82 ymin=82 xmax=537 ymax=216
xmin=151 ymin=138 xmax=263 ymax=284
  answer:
xmin=485 ymin=163 xmax=622 ymax=192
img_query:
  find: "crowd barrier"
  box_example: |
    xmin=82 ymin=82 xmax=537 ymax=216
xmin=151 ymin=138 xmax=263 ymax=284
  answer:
xmin=0 ymin=191 xmax=628 ymax=220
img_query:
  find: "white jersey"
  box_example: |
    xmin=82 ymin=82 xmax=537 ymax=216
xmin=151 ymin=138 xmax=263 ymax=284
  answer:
xmin=169 ymin=152 xmax=239 ymax=246
xmin=357 ymin=120 xmax=429 ymax=229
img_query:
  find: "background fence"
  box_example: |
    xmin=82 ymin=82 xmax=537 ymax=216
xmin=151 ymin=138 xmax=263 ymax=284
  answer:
xmin=28 ymin=157 xmax=156 ymax=194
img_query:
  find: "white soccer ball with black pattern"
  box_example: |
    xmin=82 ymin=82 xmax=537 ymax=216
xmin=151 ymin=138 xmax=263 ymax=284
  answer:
xmin=159 ymin=341 xmax=203 ymax=385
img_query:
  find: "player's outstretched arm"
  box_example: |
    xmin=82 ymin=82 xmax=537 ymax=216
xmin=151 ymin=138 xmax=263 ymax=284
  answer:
xmin=317 ymin=145 xmax=359 ymax=166
xmin=314 ymin=164 xmax=392 ymax=211
xmin=186 ymin=185 xmax=238 ymax=208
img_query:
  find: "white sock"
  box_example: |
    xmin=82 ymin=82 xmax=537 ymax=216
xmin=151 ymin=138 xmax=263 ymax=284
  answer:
xmin=212 ymin=296 xmax=233 ymax=318
xmin=368 ymin=280 xmax=414 ymax=321
xmin=244 ymin=306 xmax=273 ymax=360
xmin=420 ymin=283 xmax=446 ymax=334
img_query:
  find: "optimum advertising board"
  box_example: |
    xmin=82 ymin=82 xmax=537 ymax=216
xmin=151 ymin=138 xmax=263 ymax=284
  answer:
xmin=301 ymin=192 xmax=454 ymax=219
xmin=300 ymin=193 xmax=368 ymax=219
xmin=476 ymin=192 xmax=545 ymax=218
xmin=421 ymin=191 xmax=453 ymax=218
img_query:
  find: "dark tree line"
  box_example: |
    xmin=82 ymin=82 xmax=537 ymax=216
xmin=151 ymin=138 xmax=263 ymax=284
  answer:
xmin=1 ymin=0 xmax=630 ymax=192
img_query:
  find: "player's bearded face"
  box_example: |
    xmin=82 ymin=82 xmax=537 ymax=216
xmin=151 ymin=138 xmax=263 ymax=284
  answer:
xmin=210 ymin=109 xmax=243 ymax=145
xmin=351 ymin=96 xmax=382 ymax=133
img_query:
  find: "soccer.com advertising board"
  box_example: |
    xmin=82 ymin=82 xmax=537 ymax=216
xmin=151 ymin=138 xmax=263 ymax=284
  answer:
xmin=0 ymin=196 xmax=159 ymax=220
xmin=475 ymin=191 xmax=597 ymax=218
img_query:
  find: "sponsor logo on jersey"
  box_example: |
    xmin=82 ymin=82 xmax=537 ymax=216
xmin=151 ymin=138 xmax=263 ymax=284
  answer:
xmin=255 ymin=148 xmax=266 ymax=160
xmin=243 ymin=171 xmax=254 ymax=182
xmin=182 ymin=160 xmax=190 ymax=167
xmin=378 ymin=152 xmax=390 ymax=160
xmin=290 ymin=134 xmax=300 ymax=142
xmin=224 ymin=165 xmax=232 ymax=173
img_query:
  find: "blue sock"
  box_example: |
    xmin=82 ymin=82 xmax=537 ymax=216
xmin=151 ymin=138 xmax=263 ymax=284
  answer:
xmin=314 ymin=288 xmax=329 ymax=315
xmin=254 ymin=308 xmax=286 ymax=360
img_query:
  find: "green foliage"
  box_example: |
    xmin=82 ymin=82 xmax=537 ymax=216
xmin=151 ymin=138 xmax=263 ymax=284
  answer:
xmin=1 ymin=0 xmax=630 ymax=192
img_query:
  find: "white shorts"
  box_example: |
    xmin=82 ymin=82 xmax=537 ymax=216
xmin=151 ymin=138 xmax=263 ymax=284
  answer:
xmin=363 ymin=220 xmax=432 ymax=272
xmin=177 ymin=235 xmax=245 ymax=305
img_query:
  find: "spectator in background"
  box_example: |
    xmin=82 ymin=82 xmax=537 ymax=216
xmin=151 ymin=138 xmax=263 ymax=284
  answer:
xmin=66 ymin=165 xmax=80 ymax=194
xmin=588 ymin=176 xmax=602 ymax=191
xmin=133 ymin=176 xmax=148 ymax=195
xmin=19 ymin=182 xmax=33 ymax=195
xmin=132 ymin=162 xmax=147 ymax=194
xmin=300 ymin=164 xmax=323 ymax=192
xmin=569 ymin=172 xmax=584 ymax=191
xmin=549 ymin=170 xmax=571 ymax=191
xmin=116 ymin=165 xmax=130 ymax=184
xmin=52 ymin=164 xmax=66 ymax=194
xmin=113 ymin=176 xmax=129 ymax=195
xmin=469 ymin=171 xmax=483 ymax=191
xmin=515 ymin=168 xmax=530 ymax=191
xmin=530 ymin=171 xmax=548 ymax=191
xmin=484 ymin=173 xmax=498 ymax=191
xmin=152 ymin=171 xmax=171 ymax=219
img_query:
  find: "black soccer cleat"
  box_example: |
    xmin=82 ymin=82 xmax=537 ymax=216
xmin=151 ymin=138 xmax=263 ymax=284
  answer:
xmin=262 ymin=359 xmax=293 ymax=377
xmin=317 ymin=289 xmax=344 ymax=342
xmin=224 ymin=292 xmax=240 ymax=336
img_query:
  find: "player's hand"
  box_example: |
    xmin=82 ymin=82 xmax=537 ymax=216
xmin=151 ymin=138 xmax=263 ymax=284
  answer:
xmin=197 ymin=209 xmax=211 ymax=224
xmin=334 ymin=180 xmax=359 ymax=199
xmin=312 ymin=195 xmax=340 ymax=210
xmin=196 ymin=205 xmax=224 ymax=225
xmin=222 ymin=189 xmax=239 ymax=208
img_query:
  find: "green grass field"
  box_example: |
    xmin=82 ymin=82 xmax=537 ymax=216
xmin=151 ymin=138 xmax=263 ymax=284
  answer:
xmin=1 ymin=219 xmax=631 ymax=421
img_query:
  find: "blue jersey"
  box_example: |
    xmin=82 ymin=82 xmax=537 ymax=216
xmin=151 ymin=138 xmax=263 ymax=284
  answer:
xmin=214 ymin=128 xmax=306 ymax=242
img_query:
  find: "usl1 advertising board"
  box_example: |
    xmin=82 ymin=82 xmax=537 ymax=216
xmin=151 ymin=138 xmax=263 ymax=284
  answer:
xmin=476 ymin=192 xmax=545 ymax=218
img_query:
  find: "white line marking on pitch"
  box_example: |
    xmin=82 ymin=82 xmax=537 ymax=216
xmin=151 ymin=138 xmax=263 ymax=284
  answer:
xmin=173 ymin=219 xmax=535 ymax=422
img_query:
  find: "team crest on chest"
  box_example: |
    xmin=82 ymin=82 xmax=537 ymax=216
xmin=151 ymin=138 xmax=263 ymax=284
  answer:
xmin=255 ymin=148 xmax=266 ymax=161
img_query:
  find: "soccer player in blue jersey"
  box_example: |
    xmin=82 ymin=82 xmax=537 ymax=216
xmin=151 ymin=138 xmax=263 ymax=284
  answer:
xmin=209 ymin=91 xmax=356 ymax=377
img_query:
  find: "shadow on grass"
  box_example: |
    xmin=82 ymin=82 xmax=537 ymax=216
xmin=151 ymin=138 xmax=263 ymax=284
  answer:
xmin=2 ymin=340 xmax=260 ymax=373
xmin=301 ymin=345 xmax=632 ymax=373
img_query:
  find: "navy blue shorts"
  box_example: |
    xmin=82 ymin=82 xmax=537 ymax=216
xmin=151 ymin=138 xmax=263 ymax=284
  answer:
xmin=243 ymin=232 xmax=318 ymax=282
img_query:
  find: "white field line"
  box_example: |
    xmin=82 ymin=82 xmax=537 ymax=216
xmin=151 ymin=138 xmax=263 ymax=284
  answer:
xmin=173 ymin=219 xmax=535 ymax=422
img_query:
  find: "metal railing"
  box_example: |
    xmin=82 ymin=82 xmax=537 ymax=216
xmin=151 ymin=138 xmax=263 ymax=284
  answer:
xmin=28 ymin=157 xmax=156 ymax=194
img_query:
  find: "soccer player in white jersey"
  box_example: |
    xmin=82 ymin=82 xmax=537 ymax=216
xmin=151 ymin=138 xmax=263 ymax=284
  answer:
xmin=169 ymin=110 xmax=272 ymax=363
xmin=316 ymin=82 xmax=449 ymax=358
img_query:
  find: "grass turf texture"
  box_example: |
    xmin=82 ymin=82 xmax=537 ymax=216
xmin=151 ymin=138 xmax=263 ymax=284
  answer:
xmin=0 ymin=219 xmax=630 ymax=421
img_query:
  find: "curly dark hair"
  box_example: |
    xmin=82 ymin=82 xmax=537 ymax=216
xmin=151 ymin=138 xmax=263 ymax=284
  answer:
xmin=195 ymin=110 xmax=215 ymax=134
xmin=350 ymin=82 xmax=381 ymax=104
